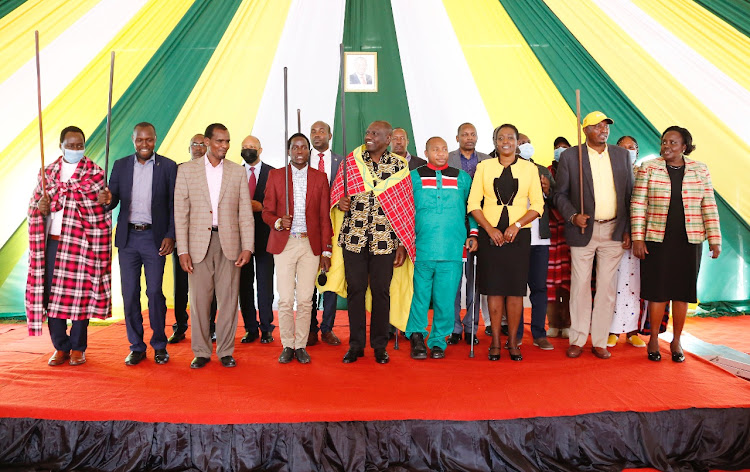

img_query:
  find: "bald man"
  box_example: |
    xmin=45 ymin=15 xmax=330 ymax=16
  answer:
xmin=238 ymin=135 xmax=276 ymax=344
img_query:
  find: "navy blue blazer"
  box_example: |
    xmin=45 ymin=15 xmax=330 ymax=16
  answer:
xmin=245 ymin=161 xmax=274 ymax=253
xmin=107 ymin=153 xmax=177 ymax=249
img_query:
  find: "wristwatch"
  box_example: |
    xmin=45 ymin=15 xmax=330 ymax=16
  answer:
xmin=322 ymin=251 xmax=332 ymax=258
xmin=514 ymin=222 xmax=522 ymax=229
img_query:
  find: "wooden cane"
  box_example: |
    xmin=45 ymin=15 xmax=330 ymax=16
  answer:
xmin=104 ymin=51 xmax=115 ymax=180
xmin=283 ymin=67 xmax=289 ymax=216
xmin=34 ymin=31 xmax=46 ymax=193
xmin=576 ymin=89 xmax=584 ymax=235
xmin=339 ymin=43 xmax=348 ymax=197
xmin=297 ymin=108 xmax=301 ymax=134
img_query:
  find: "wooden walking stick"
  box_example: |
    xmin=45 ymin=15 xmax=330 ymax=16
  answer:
xmin=283 ymin=67 xmax=290 ymax=216
xmin=576 ymin=89 xmax=584 ymax=234
xmin=339 ymin=43 xmax=348 ymax=197
xmin=104 ymin=51 xmax=115 ymax=180
xmin=297 ymin=108 xmax=301 ymax=134
xmin=34 ymin=31 xmax=46 ymax=193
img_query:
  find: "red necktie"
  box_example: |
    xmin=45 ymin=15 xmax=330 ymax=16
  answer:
xmin=318 ymin=153 xmax=325 ymax=173
xmin=248 ymin=166 xmax=257 ymax=199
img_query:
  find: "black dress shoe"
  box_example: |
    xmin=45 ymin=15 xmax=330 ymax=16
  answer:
xmin=125 ymin=351 xmax=147 ymax=366
xmin=488 ymin=345 xmax=501 ymax=361
xmin=342 ymin=348 xmax=364 ymax=363
xmin=508 ymin=348 xmax=523 ymax=361
xmin=168 ymin=331 xmax=186 ymax=344
xmin=374 ymin=348 xmax=389 ymax=364
xmin=279 ymin=347 xmax=295 ymax=363
xmin=220 ymin=355 xmax=236 ymax=367
xmin=464 ymin=334 xmax=479 ymax=345
xmin=446 ymin=333 xmax=461 ymax=345
xmin=295 ymin=348 xmax=311 ymax=364
xmin=154 ymin=349 xmax=169 ymax=365
xmin=648 ymin=350 xmax=662 ymax=362
xmin=430 ymin=346 xmax=445 ymax=359
xmin=484 ymin=326 xmax=492 ymax=336
xmin=260 ymin=331 xmax=274 ymax=344
xmin=410 ymin=333 xmax=428 ymax=360
xmin=190 ymin=356 xmax=210 ymax=369
xmin=211 ymin=331 xmax=217 ymax=343
xmin=671 ymin=351 xmax=685 ymax=363
xmin=241 ymin=331 xmax=259 ymax=343
xmin=501 ymin=325 xmax=509 ymax=336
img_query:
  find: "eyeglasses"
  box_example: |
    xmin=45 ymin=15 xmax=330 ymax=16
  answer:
xmin=190 ymin=143 xmax=206 ymax=148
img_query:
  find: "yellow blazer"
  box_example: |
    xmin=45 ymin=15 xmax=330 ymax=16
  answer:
xmin=174 ymin=157 xmax=254 ymax=263
xmin=467 ymin=157 xmax=544 ymax=227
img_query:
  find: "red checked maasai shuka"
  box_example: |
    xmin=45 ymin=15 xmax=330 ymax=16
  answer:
xmin=321 ymin=145 xmax=415 ymax=331
xmin=25 ymin=156 xmax=112 ymax=336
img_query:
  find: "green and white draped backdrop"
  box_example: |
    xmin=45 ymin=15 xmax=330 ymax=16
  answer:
xmin=0 ymin=0 xmax=748 ymax=317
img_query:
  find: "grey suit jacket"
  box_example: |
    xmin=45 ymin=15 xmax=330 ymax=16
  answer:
xmin=447 ymin=149 xmax=491 ymax=172
xmin=552 ymin=144 xmax=633 ymax=247
xmin=174 ymin=157 xmax=254 ymax=263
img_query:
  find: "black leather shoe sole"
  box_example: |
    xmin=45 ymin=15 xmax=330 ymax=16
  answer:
xmin=342 ymin=349 xmax=364 ymax=363
xmin=125 ymin=351 xmax=147 ymax=366
xmin=374 ymin=350 xmax=390 ymax=364
xmin=220 ymin=356 xmax=236 ymax=368
xmin=241 ymin=332 xmax=259 ymax=344
xmin=260 ymin=332 xmax=274 ymax=344
xmin=446 ymin=334 xmax=461 ymax=345
xmin=154 ymin=350 xmax=169 ymax=365
xmin=295 ymin=349 xmax=311 ymax=364
xmin=430 ymin=347 xmax=445 ymax=359
xmin=167 ymin=332 xmax=185 ymax=344
xmin=190 ymin=357 xmax=210 ymax=369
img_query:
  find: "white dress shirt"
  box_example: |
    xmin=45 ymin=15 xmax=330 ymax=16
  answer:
xmin=291 ymin=165 xmax=308 ymax=234
xmin=49 ymin=159 xmax=79 ymax=236
xmin=310 ymin=148 xmax=332 ymax=182
xmin=204 ymin=155 xmax=223 ymax=226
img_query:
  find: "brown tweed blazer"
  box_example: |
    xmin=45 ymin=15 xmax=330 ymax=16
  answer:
xmin=174 ymin=156 xmax=254 ymax=263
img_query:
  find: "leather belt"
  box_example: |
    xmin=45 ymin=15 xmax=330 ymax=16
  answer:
xmin=595 ymin=218 xmax=615 ymax=224
xmin=211 ymin=226 xmax=219 ymax=232
xmin=48 ymin=234 xmax=60 ymax=241
xmin=290 ymin=232 xmax=308 ymax=239
xmin=129 ymin=223 xmax=152 ymax=231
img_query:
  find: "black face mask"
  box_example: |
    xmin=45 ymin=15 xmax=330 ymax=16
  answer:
xmin=241 ymin=148 xmax=258 ymax=164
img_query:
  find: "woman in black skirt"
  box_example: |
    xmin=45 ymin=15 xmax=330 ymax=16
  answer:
xmin=631 ymin=126 xmax=721 ymax=362
xmin=467 ymin=124 xmax=544 ymax=361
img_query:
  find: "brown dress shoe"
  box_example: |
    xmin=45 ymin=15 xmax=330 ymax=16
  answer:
xmin=321 ymin=331 xmax=341 ymax=346
xmin=69 ymin=350 xmax=86 ymax=366
xmin=591 ymin=347 xmax=611 ymax=359
xmin=307 ymin=332 xmax=319 ymax=346
xmin=566 ymin=345 xmax=583 ymax=358
xmin=48 ymin=350 xmax=70 ymax=366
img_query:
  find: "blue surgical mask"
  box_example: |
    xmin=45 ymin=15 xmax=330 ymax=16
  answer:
xmin=628 ymin=149 xmax=637 ymax=166
xmin=554 ymin=147 xmax=565 ymax=162
xmin=518 ymin=142 xmax=534 ymax=160
xmin=63 ymin=149 xmax=85 ymax=164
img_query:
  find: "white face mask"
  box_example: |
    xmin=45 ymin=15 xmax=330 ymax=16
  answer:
xmin=628 ymin=149 xmax=637 ymax=165
xmin=63 ymin=148 xmax=85 ymax=164
xmin=518 ymin=142 xmax=534 ymax=160
xmin=554 ymin=147 xmax=565 ymax=162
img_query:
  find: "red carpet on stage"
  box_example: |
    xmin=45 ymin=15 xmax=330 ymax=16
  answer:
xmin=0 ymin=310 xmax=748 ymax=425
xmin=1 ymin=309 xmax=749 ymax=471
xmin=680 ymin=314 xmax=750 ymax=354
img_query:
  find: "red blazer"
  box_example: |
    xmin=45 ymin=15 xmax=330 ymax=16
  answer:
xmin=262 ymin=165 xmax=333 ymax=255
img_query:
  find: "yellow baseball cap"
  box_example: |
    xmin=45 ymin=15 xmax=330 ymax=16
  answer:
xmin=582 ymin=111 xmax=614 ymax=128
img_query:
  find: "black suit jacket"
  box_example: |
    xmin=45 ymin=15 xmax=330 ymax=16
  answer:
xmin=245 ymin=161 xmax=274 ymax=253
xmin=407 ymin=154 xmax=427 ymax=171
xmin=108 ymin=153 xmax=177 ymax=249
xmin=553 ymin=144 xmax=633 ymax=247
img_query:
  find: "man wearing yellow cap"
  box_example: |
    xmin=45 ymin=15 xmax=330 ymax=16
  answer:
xmin=553 ymin=111 xmax=633 ymax=360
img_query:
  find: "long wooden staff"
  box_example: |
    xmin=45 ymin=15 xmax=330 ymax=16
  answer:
xmin=576 ymin=89 xmax=584 ymax=235
xmin=283 ymin=67 xmax=289 ymax=215
xmin=104 ymin=51 xmax=115 ymax=179
xmin=339 ymin=43 xmax=348 ymax=196
xmin=297 ymin=108 xmax=301 ymax=133
xmin=34 ymin=31 xmax=46 ymax=192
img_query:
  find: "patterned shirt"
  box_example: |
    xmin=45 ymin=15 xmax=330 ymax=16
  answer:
xmin=339 ymin=150 xmax=404 ymax=255
xmin=291 ymin=165 xmax=308 ymax=234
xmin=459 ymin=150 xmax=478 ymax=178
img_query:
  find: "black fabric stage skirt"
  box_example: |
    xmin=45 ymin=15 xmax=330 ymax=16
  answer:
xmin=2 ymin=409 xmax=749 ymax=471
xmin=477 ymin=227 xmax=530 ymax=296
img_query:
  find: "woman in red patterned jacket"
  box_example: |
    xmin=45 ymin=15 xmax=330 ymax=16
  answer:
xmin=631 ymin=126 xmax=721 ymax=363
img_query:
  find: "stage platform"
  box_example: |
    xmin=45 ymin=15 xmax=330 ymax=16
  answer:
xmin=1 ymin=310 xmax=749 ymax=471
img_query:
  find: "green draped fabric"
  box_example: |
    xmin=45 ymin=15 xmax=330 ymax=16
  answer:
xmin=693 ymin=0 xmax=750 ymax=39
xmin=0 ymin=0 xmax=26 ymax=20
xmin=332 ymin=0 xmax=416 ymax=158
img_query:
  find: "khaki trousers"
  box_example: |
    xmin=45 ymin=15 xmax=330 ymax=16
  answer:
xmin=189 ymin=232 xmax=240 ymax=358
xmin=274 ymin=237 xmax=320 ymax=349
xmin=569 ymin=220 xmax=624 ymax=348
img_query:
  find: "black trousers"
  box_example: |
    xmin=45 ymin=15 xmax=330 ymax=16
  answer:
xmin=45 ymin=238 xmax=88 ymax=352
xmin=343 ymin=248 xmax=396 ymax=351
xmin=239 ymin=250 xmax=275 ymax=334
xmin=172 ymin=251 xmax=216 ymax=334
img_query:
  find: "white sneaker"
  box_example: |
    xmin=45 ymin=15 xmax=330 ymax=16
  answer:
xmin=546 ymin=328 xmax=560 ymax=337
xmin=560 ymin=328 xmax=570 ymax=339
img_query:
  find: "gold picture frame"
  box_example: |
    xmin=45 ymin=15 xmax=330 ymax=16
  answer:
xmin=344 ymin=51 xmax=378 ymax=93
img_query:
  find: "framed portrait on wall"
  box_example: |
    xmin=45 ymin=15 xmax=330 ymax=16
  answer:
xmin=344 ymin=51 xmax=378 ymax=93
